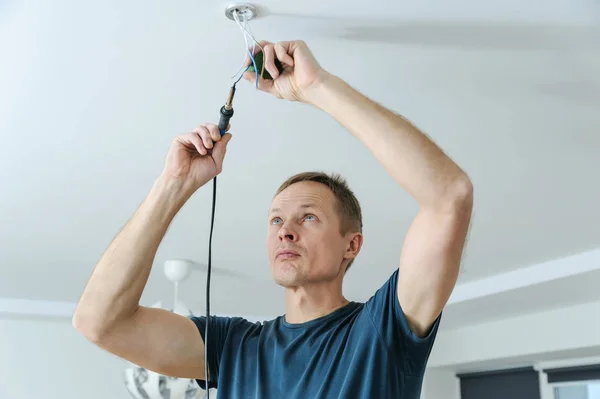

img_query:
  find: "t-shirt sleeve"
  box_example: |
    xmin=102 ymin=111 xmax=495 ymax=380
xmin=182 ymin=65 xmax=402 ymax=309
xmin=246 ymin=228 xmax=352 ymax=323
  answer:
xmin=189 ymin=315 xmax=237 ymax=390
xmin=363 ymin=268 xmax=441 ymax=375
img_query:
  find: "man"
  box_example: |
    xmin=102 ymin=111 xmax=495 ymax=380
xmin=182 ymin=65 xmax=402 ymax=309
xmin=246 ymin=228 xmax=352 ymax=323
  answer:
xmin=73 ymin=40 xmax=473 ymax=398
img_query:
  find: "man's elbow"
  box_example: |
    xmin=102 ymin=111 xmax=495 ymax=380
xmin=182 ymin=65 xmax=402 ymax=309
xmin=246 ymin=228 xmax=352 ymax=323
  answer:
xmin=452 ymin=175 xmax=474 ymax=207
xmin=72 ymin=305 xmax=117 ymax=345
xmin=73 ymin=309 xmax=102 ymax=344
xmin=439 ymin=174 xmax=474 ymax=213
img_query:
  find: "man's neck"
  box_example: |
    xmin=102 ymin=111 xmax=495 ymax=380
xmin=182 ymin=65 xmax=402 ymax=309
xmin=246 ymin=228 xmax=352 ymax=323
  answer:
xmin=284 ymin=282 xmax=349 ymax=324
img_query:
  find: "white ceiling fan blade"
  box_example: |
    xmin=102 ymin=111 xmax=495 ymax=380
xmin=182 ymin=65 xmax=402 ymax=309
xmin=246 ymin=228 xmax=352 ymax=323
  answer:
xmin=190 ymin=261 xmax=258 ymax=280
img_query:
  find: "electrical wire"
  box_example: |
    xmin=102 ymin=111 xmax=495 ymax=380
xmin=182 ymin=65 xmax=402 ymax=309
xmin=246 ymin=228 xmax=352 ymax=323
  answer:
xmin=233 ymin=11 xmax=257 ymax=88
xmin=234 ymin=66 xmax=249 ymax=84
xmin=204 ymin=174 xmax=218 ymax=398
xmin=241 ymin=31 xmax=264 ymax=80
xmin=236 ymin=12 xmax=264 ymax=69
xmin=243 ymin=17 xmax=258 ymax=89
xmin=232 ymin=10 xmax=264 ymax=87
xmin=230 ymin=14 xmax=249 ymax=77
xmin=244 ymin=16 xmax=256 ymax=59
xmin=248 ymin=50 xmax=258 ymax=89
xmin=229 ymin=17 xmax=248 ymax=80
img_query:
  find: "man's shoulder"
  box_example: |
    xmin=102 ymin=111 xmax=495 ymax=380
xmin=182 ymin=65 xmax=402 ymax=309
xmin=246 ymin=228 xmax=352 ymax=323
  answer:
xmin=189 ymin=314 xmax=275 ymax=335
xmin=220 ymin=315 xmax=281 ymax=334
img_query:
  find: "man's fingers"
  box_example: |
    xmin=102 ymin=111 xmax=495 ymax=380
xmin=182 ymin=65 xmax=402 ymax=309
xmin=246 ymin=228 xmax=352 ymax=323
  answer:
xmin=274 ymin=42 xmax=294 ymax=66
xmin=186 ymin=132 xmax=207 ymax=155
xmin=211 ymin=133 xmax=232 ymax=170
xmin=177 ymin=122 xmax=233 ymax=158
xmin=203 ymin=123 xmax=222 ymax=141
xmin=263 ymin=43 xmax=280 ymax=80
xmin=242 ymin=68 xmax=256 ymax=82
xmin=243 ymin=40 xmax=272 ymax=67
xmin=193 ymin=125 xmax=214 ymax=149
xmin=244 ymin=68 xmax=274 ymax=92
xmin=255 ymin=40 xmax=273 ymax=55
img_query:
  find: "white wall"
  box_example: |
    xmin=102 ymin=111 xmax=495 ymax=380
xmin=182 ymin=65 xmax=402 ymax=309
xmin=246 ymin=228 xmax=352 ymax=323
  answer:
xmin=429 ymin=300 xmax=600 ymax=368
xmin=0 ymin=318 xmax=130 ymax=399
xmin=421 ymin=368 xmax=460 ymax=399
xmin=421 ymin=301 xmax=600 ymax=399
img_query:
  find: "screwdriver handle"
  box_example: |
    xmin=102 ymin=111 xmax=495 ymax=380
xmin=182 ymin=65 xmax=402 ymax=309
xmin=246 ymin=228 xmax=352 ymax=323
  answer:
xmin=218 ymin=105 xmax=234 ymax=136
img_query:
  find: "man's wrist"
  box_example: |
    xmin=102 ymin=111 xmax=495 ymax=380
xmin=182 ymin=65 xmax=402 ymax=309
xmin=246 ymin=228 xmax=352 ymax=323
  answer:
xmin=301 ymin=71 xmax=350 ymax=113
xmin=301 ymin=70 xmax=338 ymax=108
xmin=149 ymin=174 xmax=196 ymax=217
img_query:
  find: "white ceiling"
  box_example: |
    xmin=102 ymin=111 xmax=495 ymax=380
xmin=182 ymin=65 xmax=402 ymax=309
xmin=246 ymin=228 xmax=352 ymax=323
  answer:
xmin=1 ymin=0 xmax=599 ymax=318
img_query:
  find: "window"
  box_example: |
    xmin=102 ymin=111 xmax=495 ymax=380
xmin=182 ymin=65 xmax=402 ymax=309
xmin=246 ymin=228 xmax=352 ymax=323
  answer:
xmin=554 ymin=381 xmax=600 ymax=399
xmin=457 ymin=367 xmax=541 ymax=399
xmin=544 ymin=364 xmax=600 ymax=399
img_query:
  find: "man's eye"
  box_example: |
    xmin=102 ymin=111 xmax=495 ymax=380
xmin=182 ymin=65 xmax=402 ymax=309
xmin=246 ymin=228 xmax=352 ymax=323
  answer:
xmin=271 ymin=217 xmax=282 ymax=225
xmin=305 ymin=215 xmax=316 ymax=221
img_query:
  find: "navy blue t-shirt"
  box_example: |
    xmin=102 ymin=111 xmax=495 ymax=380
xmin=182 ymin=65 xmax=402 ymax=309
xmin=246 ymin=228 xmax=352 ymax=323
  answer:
xmin=190 ymin=269 xmax=441 ymax=398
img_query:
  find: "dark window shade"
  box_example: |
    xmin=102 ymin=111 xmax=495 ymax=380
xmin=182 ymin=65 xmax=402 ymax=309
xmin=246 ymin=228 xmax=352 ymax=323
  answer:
xmin=544 ymin=364 xmax=600 ymax=384
xmin=457 ymin=366 xmax=541 ymax=399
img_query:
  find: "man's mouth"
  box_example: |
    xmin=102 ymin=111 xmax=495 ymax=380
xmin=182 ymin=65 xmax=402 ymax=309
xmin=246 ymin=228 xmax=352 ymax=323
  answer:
xmin=276 ymin=250 xmax=300 ymax=259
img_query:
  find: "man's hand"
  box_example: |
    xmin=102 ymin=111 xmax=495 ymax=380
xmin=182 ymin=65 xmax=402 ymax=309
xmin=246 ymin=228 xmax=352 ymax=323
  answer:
xmin=243 ymin=40 xmax=328 ymax=103
xmin=161 ymin=123 xmax=232 ymax=194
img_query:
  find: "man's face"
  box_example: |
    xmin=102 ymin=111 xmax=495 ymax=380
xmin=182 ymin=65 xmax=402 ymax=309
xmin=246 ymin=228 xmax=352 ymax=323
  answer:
xmin=266 ymin=181 xmax=361 ymax=287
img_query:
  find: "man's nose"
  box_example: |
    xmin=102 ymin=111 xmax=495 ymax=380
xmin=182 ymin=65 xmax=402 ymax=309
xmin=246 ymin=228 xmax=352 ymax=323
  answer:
xmin=278 ymin=224 xmax=298 ymax=242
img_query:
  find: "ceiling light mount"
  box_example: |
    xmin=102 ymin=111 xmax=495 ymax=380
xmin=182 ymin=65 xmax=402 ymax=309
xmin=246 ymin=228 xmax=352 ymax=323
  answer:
xmin=224 ymin=3 xmax=258 ymax=21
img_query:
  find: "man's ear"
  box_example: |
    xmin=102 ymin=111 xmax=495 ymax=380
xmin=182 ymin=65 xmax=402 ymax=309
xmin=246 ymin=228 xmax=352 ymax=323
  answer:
xmin=344 ymin=232 xmax=363 ymax=260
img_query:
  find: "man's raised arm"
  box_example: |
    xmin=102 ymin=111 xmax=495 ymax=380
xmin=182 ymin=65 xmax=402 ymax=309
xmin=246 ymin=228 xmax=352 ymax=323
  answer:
xmin=73 ymin=126 xmax=232 ymax=377
xmin=307 ymin=72 xmax=473 ymax=337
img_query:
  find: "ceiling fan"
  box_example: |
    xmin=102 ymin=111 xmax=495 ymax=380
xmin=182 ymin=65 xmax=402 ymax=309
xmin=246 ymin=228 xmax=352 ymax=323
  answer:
xmin=151 ymin=259 xmax=255 ymax=315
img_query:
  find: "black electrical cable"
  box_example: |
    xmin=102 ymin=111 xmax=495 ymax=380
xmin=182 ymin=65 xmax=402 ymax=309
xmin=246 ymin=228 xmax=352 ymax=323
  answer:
xmin=204 ymin=83 xmax=236 ymax=399
xmin=204 ymin=175 xmax=217 ymax=397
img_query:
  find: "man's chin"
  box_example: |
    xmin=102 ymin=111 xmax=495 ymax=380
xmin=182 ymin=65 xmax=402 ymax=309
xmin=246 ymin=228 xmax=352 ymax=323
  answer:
xmin=272 ymin=269 xmax=301 ymax=288
xmin=272 ymin=274 xmax=297 ymax=288
xmin=271 ymin=260 xmax=305 ymax=285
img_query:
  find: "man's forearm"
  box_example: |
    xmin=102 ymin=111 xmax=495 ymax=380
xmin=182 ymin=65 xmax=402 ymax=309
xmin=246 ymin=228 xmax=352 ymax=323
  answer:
xmin=73 ymin=176 xmax=193 ymax=337
xmin=307 ymin=73 xmax=471 ymax=209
